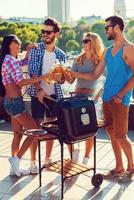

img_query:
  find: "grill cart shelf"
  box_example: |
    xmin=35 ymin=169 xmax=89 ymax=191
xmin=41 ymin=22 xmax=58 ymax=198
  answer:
xmin=25 ymin=119 xmax=106 ymax=200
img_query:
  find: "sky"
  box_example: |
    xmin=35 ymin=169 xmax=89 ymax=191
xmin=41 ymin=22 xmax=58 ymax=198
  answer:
xmin=0 ymin=0 xmax=134 ymax=20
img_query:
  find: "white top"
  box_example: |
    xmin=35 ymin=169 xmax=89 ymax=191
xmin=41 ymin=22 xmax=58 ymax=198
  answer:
xmin=40 ymin=50 xmax=56 ymax=95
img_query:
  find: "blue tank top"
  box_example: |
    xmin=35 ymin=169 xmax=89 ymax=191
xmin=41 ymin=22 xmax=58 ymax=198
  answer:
xmin=103 ymin=45 xmax=133 ymax=106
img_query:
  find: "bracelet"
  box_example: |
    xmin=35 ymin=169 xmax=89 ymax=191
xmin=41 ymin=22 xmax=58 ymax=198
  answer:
xmin=116 ymin=95 xmax=123 ymax=100
xmin=36 ymin=88 xmax=43 ymax=93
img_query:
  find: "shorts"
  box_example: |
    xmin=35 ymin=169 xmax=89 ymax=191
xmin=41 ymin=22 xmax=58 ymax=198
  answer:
xmin=31 ymin=95 xmax=57 ymax=119
xmin=103 ymin=101 xmax=129 ymax=139
xmin=3 ymin=96 xmax=26 ymax=117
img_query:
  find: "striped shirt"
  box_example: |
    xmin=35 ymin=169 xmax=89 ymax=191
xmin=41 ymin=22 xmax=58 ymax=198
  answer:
xmin=2 ymin=54 xmax=27 ymax=85
xmin=28 ymin=41 xmax=67 ymax=97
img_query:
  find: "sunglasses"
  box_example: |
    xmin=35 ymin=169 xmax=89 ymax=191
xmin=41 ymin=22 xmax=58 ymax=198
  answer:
xmin=105 ymin=24 xmax=116 ymax=31
xmin=41 ymin=29 xmax=55 ymax=35
xmin=82 ymin=39 xmax=91 ymax=44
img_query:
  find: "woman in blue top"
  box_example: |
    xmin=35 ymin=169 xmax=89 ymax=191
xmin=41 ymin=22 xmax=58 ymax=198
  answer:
xmin=65 ymin=32 xmax=104 ymax=165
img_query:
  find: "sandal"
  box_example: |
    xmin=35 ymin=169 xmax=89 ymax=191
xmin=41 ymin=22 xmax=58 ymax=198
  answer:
xmin=118 ymin=169 xmax=134 ymax=183
xmin=103 ymin=169 xmax=125 ymax=178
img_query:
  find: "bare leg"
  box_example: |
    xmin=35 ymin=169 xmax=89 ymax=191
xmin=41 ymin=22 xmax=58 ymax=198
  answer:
xmin=17 ymin=137 xmax=34 ymax=159
xmin=46 ymin=140 xmax=54 ymax=158
xmin=67 ymin=144 xmax=74 ymax=156
xmin=110 ymin=102 xmax=133 ymax=171
xmin=33 ymin=117 xmax=55 ymax=162
xmin=85 ymin=138 xmax=93 ymax=158
xmin=118 ymin=136 xmax=134 ymax=170
xmin=29 ymin=118 xmax=43 ymax=162
xmin=44 ymin=117 xmax=55 ymax=161
xmin=11 ymin=132 xmax=23 ymax=156
xmin=106 ymin=127 xmax=124 ymax=171
xmin=11 ymin=118 xmax=23 ymax=156
xmin=14 ymin=112 xmax=38 ymax=159
xmin=30 ymin=140 xmax=38 ymax=161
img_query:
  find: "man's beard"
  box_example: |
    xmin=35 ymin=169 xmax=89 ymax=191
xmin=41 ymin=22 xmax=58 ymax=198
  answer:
xmin=107 ymin=32 xmax=115 ymax=41
xmin=45 ymin=36 xmax=55 ymax=45
xmin=107 ymin=35 xmax=114 ymax=40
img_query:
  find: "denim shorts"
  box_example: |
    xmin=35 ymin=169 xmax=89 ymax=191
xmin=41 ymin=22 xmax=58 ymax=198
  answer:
xmin=4 ymin=96 xmax=26 ymax=117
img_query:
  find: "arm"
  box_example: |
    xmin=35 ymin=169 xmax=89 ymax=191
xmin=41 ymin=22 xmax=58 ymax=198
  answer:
xmin=10 ymin=59 xmax=48 ymax=88
xmin=118 ymin=75 xmax=134 ymax=97
xmin=25 ymin=43 xmax=38 ymax=60
xmin=63 ymin=60 xmax=78 ymax=84
xmin=18 ymin=71 xmax=62 ymax=88
xmin=17 ymin=74 xmax=48 ymax=88
xmin=64 ymin=68 xmax=76 ymax=84
xmin=30 ymin=74 xmax=42 ymax=92
xmin=114 ymin=44 xmax=134 ymax=102
xmin=28 ymin=46 xmax=42 ymax=91
xmin=65 ymin=60 xmax=77 ymax=84
xmin=19 ymin=43 xmax=38 ymax=67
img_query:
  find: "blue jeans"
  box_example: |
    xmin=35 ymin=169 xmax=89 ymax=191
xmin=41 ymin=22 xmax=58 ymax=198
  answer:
xmin=4 ymin=96 xmax=26 ymax=117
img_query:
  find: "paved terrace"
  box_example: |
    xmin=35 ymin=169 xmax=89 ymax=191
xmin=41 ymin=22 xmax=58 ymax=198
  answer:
xmin=0 ymin=121 xmax=134 ymax=200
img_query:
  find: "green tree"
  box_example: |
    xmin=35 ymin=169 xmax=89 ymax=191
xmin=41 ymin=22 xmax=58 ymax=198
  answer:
xmin=77 ymin=19 xmax=87 ymax=26
xmin=8 ymin=23 xmax=18 ymax=29
xmin=0 ymin=18 xmax=134 ymax=53
xmin=74 ymin=23 xmax=90 ymax=45
xmin=16 ymin=27 xmax=38 ymax=50
xmin=90 ymin=20 xmax=134 ymax=47
xmin=126 ymin=19 xmax=134 ymax=31
xmin=0 ymin=21 xmax=9 ymax=26
xmin=0 ymin=27 xmax=11 ymax=37
xmin=57 ymin=25 xmax=76 ymax=52
xmin=66 ymin=40 xmax=80 ymax=52
xmin=126 ymin=27 xmax=134 ymax=43
xmin=90 ymin=22 xmax=111 ymax=47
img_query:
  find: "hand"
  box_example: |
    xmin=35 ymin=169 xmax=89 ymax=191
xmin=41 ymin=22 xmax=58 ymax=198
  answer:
xmin=25 ymin=43 xmax=38 ymax=59
xmin=112 ymin=95 xmax=122 ymax=104
xmin=36 ymin=89 xmax=48 ymax=103
xmin=52 ymin=65 xmax=65 ymax=83
xmin=63 ymin=68 xmax=75 ymax=83
xmin=44 ymin=72 xmax=56 ymax=84
xmin=53 ymin=72 xmax=63 ymax=83
xmin=45 ymin=66 xmax=65 ymax=84
xmin=26 ymin=42 xmax=38 ymax=51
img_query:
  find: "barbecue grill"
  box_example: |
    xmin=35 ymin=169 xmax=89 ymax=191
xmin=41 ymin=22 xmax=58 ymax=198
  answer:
xmin=24 ymin=95 xmax=106 ymax=199
xmin=40 ymin=96 xmax=104 ymax=199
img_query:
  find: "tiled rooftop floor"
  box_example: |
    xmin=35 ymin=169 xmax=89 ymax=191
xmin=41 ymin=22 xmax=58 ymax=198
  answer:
xmin=0 ymin=121 xmax=134 ymax=200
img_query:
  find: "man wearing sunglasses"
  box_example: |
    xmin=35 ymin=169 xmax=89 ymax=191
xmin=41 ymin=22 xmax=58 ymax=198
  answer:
xmin=72 ymin=15 xmax=134 ymax=181
xmin=28 ymin=18 xmax=66 ymax=172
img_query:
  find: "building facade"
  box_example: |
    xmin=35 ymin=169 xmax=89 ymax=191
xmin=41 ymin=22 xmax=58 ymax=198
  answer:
xmin=47 ymin=0 xmax=70 ymax=23
xmin=113 ymin=0 xmax=126 ymax=19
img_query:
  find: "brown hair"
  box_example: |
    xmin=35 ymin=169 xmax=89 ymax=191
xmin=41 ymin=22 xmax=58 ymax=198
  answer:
xmin=44 ymin=17 xmax=61 ymax=32
xmin=105 ymin=15 xmax=124 ymax=31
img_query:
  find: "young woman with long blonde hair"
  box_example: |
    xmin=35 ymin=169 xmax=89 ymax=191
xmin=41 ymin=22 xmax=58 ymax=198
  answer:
xmin=65 ymin=32 xmax=105 ymax=164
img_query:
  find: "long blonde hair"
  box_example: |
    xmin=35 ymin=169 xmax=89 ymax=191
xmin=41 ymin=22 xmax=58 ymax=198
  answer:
xmin=76 ymin=32 xmax=104 ymax=66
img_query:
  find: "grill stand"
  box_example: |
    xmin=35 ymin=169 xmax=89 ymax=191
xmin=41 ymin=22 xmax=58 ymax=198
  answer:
xmin=37 ymin=133 xmax=102 ymax=200
xmin=25 ymin=119 xmax=107 ymax=199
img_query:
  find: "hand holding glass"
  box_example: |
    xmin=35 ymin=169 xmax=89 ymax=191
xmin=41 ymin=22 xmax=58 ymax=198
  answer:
xmin=63 ymin=68 xmax=75 ymax=83
xmin=45 ymin=64 xmax=64 ymax=84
